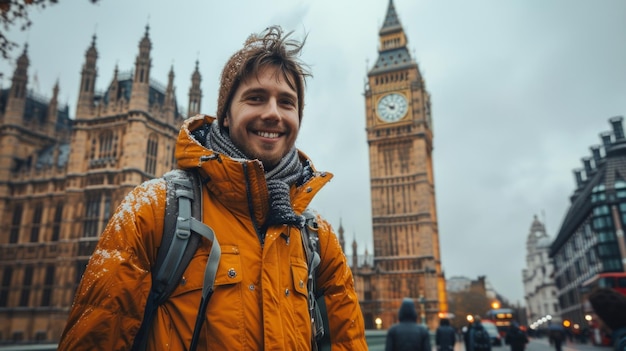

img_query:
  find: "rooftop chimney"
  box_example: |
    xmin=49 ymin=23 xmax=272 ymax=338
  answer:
xmin=582 ymin=157 xmax=593 ymax=179
xmin=590 ymin=145 xmax=603 ymax=167
xmin=610 ymin=116 xmax=625 ymax=140
xmin=600 ymin=131 xmax=612 ymax=149
xmin=573 ymin=169 xmax=584 ymax=188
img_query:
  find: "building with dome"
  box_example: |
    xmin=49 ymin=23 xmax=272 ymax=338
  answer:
xmin=522 ymin=215 xmax=559 ymax=326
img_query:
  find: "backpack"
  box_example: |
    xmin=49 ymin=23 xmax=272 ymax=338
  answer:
xmin=132 ymin=169 xmax=325 ymax=351
xmin=473 ymin=326 xmax=491 ymax=351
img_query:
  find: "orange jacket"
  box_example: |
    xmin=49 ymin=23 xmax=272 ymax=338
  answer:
xmin=59 ymin=115 xmax=367 ymax=350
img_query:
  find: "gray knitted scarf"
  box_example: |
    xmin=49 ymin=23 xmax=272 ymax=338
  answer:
xmin=205 ymin=121 xmax=311 ymax=228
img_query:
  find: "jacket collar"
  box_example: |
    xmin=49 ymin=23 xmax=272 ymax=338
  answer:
xmin=175 ymin=114 xmax=333 ymax=225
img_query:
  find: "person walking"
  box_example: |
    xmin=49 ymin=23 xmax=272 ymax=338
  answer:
xmin=589 ymin=288 xmax=626 ymax=351
xmin=385 ymin=298 xmax=431 ymax=351
xmin=468 ymin=315 xmax=492 ymax=351
xmin=57 ymin=25 xmax=367 ymax=351
xmin=504 ymin=322 xmax=528 ymax=351
xmin=548 ymin=321 xmax=567 ymax=351
xmin=436 ymin=318 xmax=457 ymax=351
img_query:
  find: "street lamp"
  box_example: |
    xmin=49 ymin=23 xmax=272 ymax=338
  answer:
xmin=419 ymin=294 xmax=426 ymax=325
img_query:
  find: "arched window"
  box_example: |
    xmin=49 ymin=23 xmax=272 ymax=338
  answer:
xmin=30 ymin=204 xmax=43 ymax=242
xmin=145 ymin=134 xmax=158 ymax=175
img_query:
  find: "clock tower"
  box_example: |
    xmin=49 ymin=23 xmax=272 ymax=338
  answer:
xmin=357 ymin=0 xmax=447 ymax=330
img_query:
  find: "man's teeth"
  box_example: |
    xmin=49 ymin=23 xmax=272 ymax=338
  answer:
xmin=257 ymin=131 xmax=280 ymax=138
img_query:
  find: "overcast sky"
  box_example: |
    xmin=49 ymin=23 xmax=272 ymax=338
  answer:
xmin=2 ymin=0 xmax=626 ymax=305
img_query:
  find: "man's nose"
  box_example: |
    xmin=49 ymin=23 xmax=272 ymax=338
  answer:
xmin=260 ymin=98 xmax=280 ymax=120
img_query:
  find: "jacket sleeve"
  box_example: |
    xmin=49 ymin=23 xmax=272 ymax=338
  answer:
xmin=315 ymin=216 xmax=368 ymax=351
xmin=57 ymin=179 xmax=167 ymax=351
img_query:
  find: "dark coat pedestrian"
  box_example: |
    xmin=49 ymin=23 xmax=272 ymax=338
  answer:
xmin=436 ymin=318 xmax=457 ymax=351
xmin=385 ymin=298 xmax=431 ymax=351
xmin=468 ymin=316 xmax=492 ymax=351
xmin=548 ymin=322 xmax=566 ymax=351
xmin=589 ymin=288 xmax=626 ymax=351
xmin=505 ymin=322 xmax=528 ymax=351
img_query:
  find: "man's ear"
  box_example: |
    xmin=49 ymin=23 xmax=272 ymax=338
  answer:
xmin=223 ymin=113 xmax=230 ymax=128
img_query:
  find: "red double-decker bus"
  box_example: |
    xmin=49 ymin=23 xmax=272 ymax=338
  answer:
xmin=485 ymin=308 xmax=515 ymax=338
xmin=581 ymin=272 xmax=626 ymax=346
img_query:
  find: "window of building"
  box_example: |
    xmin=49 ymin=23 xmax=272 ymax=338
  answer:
xmin=597 ymin=243 xmax=620 ymax=257
xmin=0 ymin=267 xmax=12 ymax=307
xmin=9 ymin=204 xmax=23 ymax=243
xmin=616 ymin=180 xmax=626 ymax=198
xmin=41 ymin=265 xmax=55 ymax=307
xmin=89 ymin=130 xmax=118 ymax=169
xmin=51 ymin=203 xmax=63 ymax=241
xmin=19 ymin=266 xmax=33 ymax=306
xmin=145 ymin=134 xmax=158 ymax=175
xmin=591 ymin=184 xmax=606 ymax=203
xmin=84 ymin=194 xmax=101 ymax=237
xmin=30 ymin=204 xmax=43 ymax=242
xmin=597 ymin=231 xmax=617 ymax=243
xmin=603 ymin=258 xmax=622 ymax=271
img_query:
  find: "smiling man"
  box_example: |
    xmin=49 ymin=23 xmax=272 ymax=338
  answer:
xmin=58 ymin=26 xmax=367 ymax=351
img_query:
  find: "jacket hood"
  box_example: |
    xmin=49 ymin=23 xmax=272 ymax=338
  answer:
xmin=398 ymin=298 xmax=418 ymax=322
xmin=174 ymin=114 xmax=333 ymax=220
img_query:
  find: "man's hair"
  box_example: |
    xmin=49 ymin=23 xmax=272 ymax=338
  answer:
xmin=216 ymin=25 xmax=312 ymax=128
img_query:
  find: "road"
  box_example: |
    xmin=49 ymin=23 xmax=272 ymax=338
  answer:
xmin=445 ymin=338 xmax=610 ymax=351
xmin=366 ymin=336 xmax=611 ymax=351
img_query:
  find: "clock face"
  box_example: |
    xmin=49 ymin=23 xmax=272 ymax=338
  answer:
xmin=377 ymin=93 xmax=408 ymax=123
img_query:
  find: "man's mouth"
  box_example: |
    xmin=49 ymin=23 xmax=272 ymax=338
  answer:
xmin=256 ymin=131 xmax=281 ymax=139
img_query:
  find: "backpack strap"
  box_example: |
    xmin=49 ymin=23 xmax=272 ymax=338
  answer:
xmin=301 ymin=209 xmax=325 ymax=351
xmin=132 ymin=169 xmax=221 ymax=351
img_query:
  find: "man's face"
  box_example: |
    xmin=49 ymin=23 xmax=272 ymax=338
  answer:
xmin=224 ymin=65 xmax=300 ymax=171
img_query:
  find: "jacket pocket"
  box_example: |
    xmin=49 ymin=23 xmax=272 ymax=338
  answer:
xmin=291 ymin=259 xmax=308 ymax=297
xmin=214 ymin=245 xmax=243 ymax=286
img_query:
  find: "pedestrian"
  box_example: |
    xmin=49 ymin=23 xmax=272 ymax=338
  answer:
xmin=463 ymin=321 xmax=474 ymax=351
xmin=385 ymin=298 xmax=431 ymax=351
xmin=57 ymin=25 xmax=368 ymax=350
xmin=588 ymin=287 xmax=626 ymax=351
xmin=504 ymin=321 xmax=528 ymax=351
xmin=548 ymin=320 xmax=567 ymax=351
xmin=436 ymin=318 xmax=457 ymax=351
xmin=468 ymin=315 xmax=492 ymax=351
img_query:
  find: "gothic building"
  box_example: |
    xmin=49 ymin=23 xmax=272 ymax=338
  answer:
xmin=549 ymin=116 xmax=626 ymax=328
xmin=522 ymin=215 xmax=559 ymax=325
xmin=351 ymin=0 xmax=448 ymax=331
xmin=0 ymin=26 xmax=202 ymax=343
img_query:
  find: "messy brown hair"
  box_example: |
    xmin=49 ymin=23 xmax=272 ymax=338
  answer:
xmin=216 ymin=25 xmax=311 ymax=127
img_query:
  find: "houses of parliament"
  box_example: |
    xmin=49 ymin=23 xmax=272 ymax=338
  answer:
xmin=0 ymin=0 xmax=447 ymax=344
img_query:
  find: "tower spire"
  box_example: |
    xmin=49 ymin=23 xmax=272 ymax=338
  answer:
xmin=5 ymin=43 xmax=30 ymax=123
xmin=76 ymin=34 xmax=98 ymax=118
xmin=129 ymin=25 xmax=152 ymax=111
xmin=188 ymin=59 xmax=202 ymax=117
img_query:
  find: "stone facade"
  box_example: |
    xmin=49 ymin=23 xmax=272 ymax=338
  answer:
xmin=522 ymin=215 xmax=559 ymax=325
xmin=0 ymin=26 xmax=202 ymax=344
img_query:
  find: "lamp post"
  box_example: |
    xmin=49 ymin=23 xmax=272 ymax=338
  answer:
xmin=419 ymin=294 xmax=426 ymax=325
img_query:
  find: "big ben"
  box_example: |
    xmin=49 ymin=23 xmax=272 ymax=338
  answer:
xmin=356 ymin=0 xmax=448 ymax=330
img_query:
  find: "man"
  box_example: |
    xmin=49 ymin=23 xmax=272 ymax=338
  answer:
xmin=436 ymin=318 xmax=457 ymax=351
xmin=385 ymin=298 xmax=431 ymax=351
xmin=589 ymin=288 xmax=626 ymax=351
xmin=504 ymin=322 xmax=528 ymax=351
xmin=548 ymin=320 xmax=567 ymax=351
xmin=58 ymin=26 xmax=367 ymax=350
xmin=468 ymin=315 xmax=492 ymax=351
